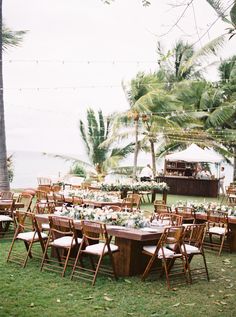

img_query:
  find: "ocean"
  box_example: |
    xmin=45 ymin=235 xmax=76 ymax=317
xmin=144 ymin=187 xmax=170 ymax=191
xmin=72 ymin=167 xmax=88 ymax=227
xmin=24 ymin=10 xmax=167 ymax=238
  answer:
xmin=9 ymin=150 xmax=234 ymax=189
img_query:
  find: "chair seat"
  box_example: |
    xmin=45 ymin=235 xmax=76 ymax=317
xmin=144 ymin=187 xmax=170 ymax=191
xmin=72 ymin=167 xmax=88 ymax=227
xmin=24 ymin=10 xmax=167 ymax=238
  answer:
xmin=0 ymin=215 xmax=13 ymax=222
xmin=143 ymin=245 xmax=175 ymax=258
xmin=42 ymin=223 xmax=50 ymax=230
xmin=50 ymin=236 xmax=82 ymax=247
xmin=208 ymin=227 xmax=227 ymax=235
xmin=85 ymin=242 xmax=119 ymax=255
xmin=181 ymin=244 xmax=201 ymax=254
xmin=17 ymin=231 xmax=48 ymax=241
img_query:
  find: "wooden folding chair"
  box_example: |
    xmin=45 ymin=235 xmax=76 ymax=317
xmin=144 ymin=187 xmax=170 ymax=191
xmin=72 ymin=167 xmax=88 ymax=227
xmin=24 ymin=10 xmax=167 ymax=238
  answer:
xmin=34 ymin=190 xmax=55 ymax=214
xmin=71 ymin=220 xmax=119 ymax=286
xmin=40 ymin=216 xmax=82 ymax=277
xmin=182 ymin=223 xmax=209 ymax=283
xmin=142 ymin=226 xmax=188 ymax=290
xmin=17 ymin=193 xmax=33 ymax=212
xmin=122 ymin=193 xmax=141 ymax=211
xmin=158 ymin=213 xmax=183 ymax=226
xmin=204 ymin=210 xmax=233 ymax=256
xmin=153 ymin=202 xmax=170 ymax=214
xmin=0 ymin=214 xmax=14 ymax=238
xmin=7 ymin=212 xmax=48 ymax=268
xmin=175 ymin=206 xmax=196 ymax=224
xmin=0 ymin=191 xmax=14 ymax=200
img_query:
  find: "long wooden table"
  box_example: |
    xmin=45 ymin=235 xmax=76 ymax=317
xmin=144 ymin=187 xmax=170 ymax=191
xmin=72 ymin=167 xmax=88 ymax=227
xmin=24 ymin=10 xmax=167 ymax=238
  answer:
xmin=35 ymin=214 xmax=163 ymax=276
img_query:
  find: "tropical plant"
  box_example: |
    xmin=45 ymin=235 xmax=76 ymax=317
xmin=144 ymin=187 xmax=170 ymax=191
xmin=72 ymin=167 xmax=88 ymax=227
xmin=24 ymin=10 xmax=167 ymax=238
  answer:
xmin=69 ymin=164 xmax=87 ymax=178
xmin=0 ymin=7 xmax=26 ymax=190
xmin=79 ymin=108 xmax=134 ymax=177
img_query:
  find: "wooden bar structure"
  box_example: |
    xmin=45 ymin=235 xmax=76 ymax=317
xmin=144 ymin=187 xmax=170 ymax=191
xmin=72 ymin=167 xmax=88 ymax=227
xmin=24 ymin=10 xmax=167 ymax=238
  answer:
xmin=157 ymin=176 xmax=219 ymax=197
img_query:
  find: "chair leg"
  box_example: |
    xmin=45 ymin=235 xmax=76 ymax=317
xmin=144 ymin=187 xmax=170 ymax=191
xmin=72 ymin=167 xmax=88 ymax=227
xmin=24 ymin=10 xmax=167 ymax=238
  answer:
xmin=218 ymin=234 xmax=225 ymax=256
xmin=23 ymin=240 xmax=34 ymax=268
xmin=162 ymin=259 xmax=171 ymax=290
xmin=109 ymin=251 xmax=118 ymax=280
xmin=62 ymin=248 xmax=71 ymax=277
xmin=202 ymin=251 xmax=210 ymax=281
xmin=92 ymin=255 xmax=103 ymax=286
xmin=40 ymin=239 xmax=50 ymax=271
xmin=24 ymin=241 xmax=33 ymax=259
xmin=185 ymin=255 xmax=193 ymax=284
xmin=6 ymin=235 xmax=17 ymax=262
xmin=71 ymin=245 xmax=83 ymax=280
xmin=142 ymin=254 xmax=157 ymax=281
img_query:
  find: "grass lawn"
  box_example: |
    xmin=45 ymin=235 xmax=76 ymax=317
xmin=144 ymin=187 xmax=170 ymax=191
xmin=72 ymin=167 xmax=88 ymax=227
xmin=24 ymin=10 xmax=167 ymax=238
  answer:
xmin=1 ymin=232 xmax=236 ymax=317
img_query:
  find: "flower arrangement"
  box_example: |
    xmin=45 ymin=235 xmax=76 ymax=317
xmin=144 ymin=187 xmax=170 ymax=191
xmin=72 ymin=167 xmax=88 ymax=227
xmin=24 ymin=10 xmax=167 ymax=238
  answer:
xmin=100 ymin=181 xmax=169 ymax=192
xmin=175 ymin=200 xmax=236 ymax=216
xmin=57 ymin=206 xmax=150 ymax=228
xmin=62 ymin=190 xmax=121 ymax=203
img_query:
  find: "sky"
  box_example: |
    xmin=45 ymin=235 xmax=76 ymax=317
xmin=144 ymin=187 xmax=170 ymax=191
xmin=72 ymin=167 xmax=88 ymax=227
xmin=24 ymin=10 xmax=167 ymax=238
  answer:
xmin=3 ymin=0 xmax=236 ymax=160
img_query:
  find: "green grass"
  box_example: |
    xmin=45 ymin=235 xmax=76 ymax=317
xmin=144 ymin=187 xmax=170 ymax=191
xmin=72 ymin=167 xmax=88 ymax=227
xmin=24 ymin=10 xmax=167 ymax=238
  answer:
xmin=1 ymin=235 xmax=236 ymax=317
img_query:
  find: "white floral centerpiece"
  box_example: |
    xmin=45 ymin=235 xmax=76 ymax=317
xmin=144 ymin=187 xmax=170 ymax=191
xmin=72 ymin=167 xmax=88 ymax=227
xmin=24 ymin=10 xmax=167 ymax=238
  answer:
xmin=57 ymin=206 xmax=150 ymax=228
xmin=100 ymin=181 xmax=169 ymax=192
xmin=175 ymin=200 xmax=236 ymax=216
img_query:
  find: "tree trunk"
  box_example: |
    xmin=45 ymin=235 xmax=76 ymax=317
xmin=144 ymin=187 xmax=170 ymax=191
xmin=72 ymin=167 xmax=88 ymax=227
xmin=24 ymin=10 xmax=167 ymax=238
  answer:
xmin=132 ymin=119 xmax=139 ymax=181
xmin=150 ymin=139 xmax=156 ymax=178
xmin=0 ymin=0 xmax=10 ymax=191
xmin=234 ymin=146 xmax=236 ymax=182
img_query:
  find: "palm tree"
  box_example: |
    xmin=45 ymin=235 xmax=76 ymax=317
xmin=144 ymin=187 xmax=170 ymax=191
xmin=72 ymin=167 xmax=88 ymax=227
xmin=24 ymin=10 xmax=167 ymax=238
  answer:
xmin=0 ymin=2 xmax=8 ymax=190
xmin=121 ymin=72 xmax=161 ymax=180
xmin=0 ymin=4 xmax=26 ymax=190
xmin=79 ymin=108 xmax=134 ymax=179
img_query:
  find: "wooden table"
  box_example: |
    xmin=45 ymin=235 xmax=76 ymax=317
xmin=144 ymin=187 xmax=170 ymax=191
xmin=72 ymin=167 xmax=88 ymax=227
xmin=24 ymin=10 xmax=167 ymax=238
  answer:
xmin=64 ymin=196 xmax=123 ymax=208
xmin=35 ymin=214 xmax=163 ymax=276
xmin=180 ymin=212 xmax=236 ymax=251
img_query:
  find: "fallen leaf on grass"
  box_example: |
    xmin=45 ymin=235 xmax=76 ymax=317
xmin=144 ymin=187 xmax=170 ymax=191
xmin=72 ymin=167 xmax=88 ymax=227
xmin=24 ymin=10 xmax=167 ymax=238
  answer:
xmin=104 ymin=296 xmax=113 ymax=301
xmin=225 ymin=283 xmax=234 ymax=289
xmin=184 ymin=303 xmax=195 ymax=306
xmin=221 ymin=268 xmax=225 ymax=272
xmin=124 ymin=279 xmax=132 ymax=284
xmin=223 ymin=294 xmax=234 ymax=298
xmin=223 ymin=259 xmax=231 ymax=265
xmin=173 ymin=303 xmax=180 ymax=307
xmin=220 ymin=301 xmax=227 ymax=305
xmin=127 ymin=313 xmax=135 ymax=316
xmin=83 ymin=296 xmax=94 ymax=300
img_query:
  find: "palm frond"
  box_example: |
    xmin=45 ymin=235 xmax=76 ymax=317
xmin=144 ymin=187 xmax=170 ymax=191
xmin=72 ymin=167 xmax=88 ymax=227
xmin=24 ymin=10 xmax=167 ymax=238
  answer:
xmin=2 ymin=25 xmax=27 ymax=50
xmin=79 ymin=120 xmax=90 ymax=155
xmin=206 ymin=102 xmax=236 ymax=127
xmin=206 ymin=0 xmax=232 ymax=23
xmin=182 ymin=35 xmax=226 ymax=74
xmin=230 ymin=1 xmax=236 ymax=26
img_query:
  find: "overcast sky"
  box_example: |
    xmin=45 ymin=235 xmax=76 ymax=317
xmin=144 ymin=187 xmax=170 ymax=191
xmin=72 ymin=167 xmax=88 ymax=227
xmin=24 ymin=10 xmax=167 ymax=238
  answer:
xmin=3 ymin=0 xmax=236 ymax=158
